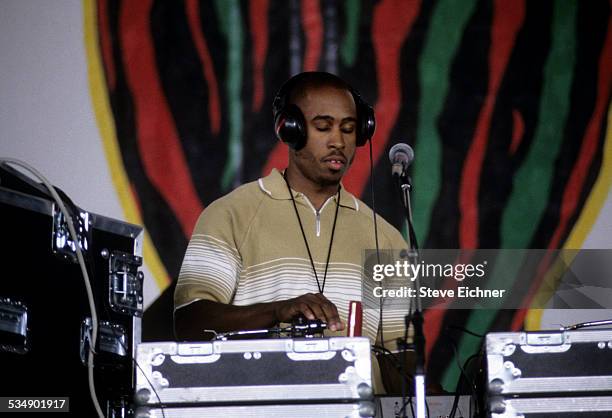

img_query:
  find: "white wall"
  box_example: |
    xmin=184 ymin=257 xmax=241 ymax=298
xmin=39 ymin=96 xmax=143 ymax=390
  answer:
xmin=0 ymin=0 xmax=158 ymax=307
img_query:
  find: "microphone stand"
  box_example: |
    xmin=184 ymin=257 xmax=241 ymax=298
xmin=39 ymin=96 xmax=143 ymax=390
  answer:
xmin=394 ymin=170 xmax=427 ymax=418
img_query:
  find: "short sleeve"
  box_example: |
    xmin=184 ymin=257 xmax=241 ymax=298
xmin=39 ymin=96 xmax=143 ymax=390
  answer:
xmin=174 ymin=201 xmax=243 ymax=311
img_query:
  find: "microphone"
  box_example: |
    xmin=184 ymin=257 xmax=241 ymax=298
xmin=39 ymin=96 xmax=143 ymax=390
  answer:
xmin=388 ymin=143 xmax=414 ymax=176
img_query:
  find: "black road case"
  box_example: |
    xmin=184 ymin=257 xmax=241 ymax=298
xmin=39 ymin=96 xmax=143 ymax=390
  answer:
xmin=0 ymin=165 xmax=144 ymax=416
xmin=486 ymin=329 xmax=612 ymax=417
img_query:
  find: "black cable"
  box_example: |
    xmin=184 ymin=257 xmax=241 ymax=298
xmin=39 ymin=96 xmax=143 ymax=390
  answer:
xmin=449 ymin=352 xmax=481 ymax=418
xmin=401 ymin=321 xmax=410 ymax=418
xmin=377 ymin=396 xmax=385 ymax=418
xmin=283 ymin=171 xmax=340 ymax=294
xmin=368 ymin=135 xmax=381 ymax=266
xmin=398 ymin=396 xmax=415 ymax=418
xmin=447 ymin=324 xmax=485 ymax=338
xmin=368 ymin=139 xmax=385 ymax=353
xmin=371 ymin=345 xmax=415 ymax=384
xmin=322 ymin=190 xmax=341 ymax=293
xmin=446 ymin=335 xmax=483 ymax=418
xmin=442 ymin=325 xmax=485 ymax=418
xmin=565 ymin=318 xmax=612 ymax=330
xmin=448 ymin=338 xmax=472 ymax=418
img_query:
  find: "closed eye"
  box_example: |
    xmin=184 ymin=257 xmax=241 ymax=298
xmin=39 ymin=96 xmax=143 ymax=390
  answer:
xmin=341 ymin=122 xmax=356 ymax=133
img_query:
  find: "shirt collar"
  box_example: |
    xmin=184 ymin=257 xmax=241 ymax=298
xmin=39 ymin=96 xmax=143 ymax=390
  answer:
xmin=258 ymin=168 xmax=359 ymax=211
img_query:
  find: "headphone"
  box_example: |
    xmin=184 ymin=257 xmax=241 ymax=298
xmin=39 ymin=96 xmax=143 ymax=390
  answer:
xmin=272 ymin=72 xmax=376 ymax=150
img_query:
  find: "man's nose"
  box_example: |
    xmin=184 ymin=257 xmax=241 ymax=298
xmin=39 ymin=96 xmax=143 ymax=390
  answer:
xmin=329 ymin=127 xmax=345 ymax=149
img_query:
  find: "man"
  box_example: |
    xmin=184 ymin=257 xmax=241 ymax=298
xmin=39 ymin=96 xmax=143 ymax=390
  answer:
xmin=174 ymin=72 xmax=408 ymax=390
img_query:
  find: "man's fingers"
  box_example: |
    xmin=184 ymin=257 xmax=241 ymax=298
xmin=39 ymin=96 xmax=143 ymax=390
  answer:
xmin=276 ymin=293 xmax=345 ymax=331
xmin=321 ymin=304 xmax=344 ymax=331
xmin=303 ymin=300 xmax=326 ymax=322
xmin=310 ymin=293 xmax=344 ymax=331
xmin=295 ymin=301 xmax=316 ymax=320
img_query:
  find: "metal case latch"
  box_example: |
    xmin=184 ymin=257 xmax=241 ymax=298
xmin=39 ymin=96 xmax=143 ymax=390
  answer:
xmin=0 ymin=298 xmax=29 ymax=354
xmin=109 ymin=251 xmax=144 ymax=316
xmin=80 ymin=317 xmax=128 ymax=365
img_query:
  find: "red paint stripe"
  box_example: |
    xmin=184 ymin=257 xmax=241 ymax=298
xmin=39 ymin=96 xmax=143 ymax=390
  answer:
xmin=510 ymin=312 xmax=524 ymax=331
xmin=511 ymin=16 xmax=612 ymax=330
xmin=185 ymin=0 xmax=221 ymax=135
xmin=423 ymin=306 xmax=450 ymax=364
xmin=302 ymin=0 xmax=323 ymax=71
xmin=250 ymin=0 xmax=269 ymax=111
xmin=343 ymin=0 xmax=420 ymax=196
xmin=120 ymin=0 xmax=203 ymax=237
xmin=97 ymin=0 xmax=116 ymax=90
xmin=546 ymin=27 xmax=612 ymax=251
xmin=459 ymin=0 xmax=525 ymax=248
xmin=509 ymin=109 xmax=525 ymax=155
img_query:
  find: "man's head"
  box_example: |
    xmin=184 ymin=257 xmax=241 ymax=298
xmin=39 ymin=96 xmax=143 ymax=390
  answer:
xmin=273 ymin=72 xmax=375 ymax=150
xmin=273 ymin=72 xmax=375 ymax=187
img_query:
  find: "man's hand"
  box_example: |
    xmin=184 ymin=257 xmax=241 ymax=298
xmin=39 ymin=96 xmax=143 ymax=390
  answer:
xmin=274 ymin=292 xmax=345 ymax=332
xmin=175 ymin=294 xmax=346 ymax=341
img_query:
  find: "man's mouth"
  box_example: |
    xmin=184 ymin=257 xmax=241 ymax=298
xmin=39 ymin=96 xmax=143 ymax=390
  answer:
xmin=323 ymin=156 xmax=346 ymax=171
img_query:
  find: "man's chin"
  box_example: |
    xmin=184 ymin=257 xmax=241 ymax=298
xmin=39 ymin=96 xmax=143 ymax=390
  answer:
xmin=319 ymin=170 xmax=345 ymax=185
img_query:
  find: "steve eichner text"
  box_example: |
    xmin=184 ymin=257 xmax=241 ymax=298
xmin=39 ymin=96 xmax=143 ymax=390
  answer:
xmin=372 ymin=260 xmax=487 ymax=282
xmin=373 ymin=286 xmax=506 ymax=298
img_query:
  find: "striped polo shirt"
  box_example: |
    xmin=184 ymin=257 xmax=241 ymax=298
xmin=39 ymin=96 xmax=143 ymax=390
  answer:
xmin=174 ymin=168 xmax=409 ymax=346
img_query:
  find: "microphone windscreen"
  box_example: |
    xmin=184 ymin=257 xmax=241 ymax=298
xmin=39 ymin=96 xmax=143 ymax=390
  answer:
xmin=388 ymin=143 xmax=415 ymax=167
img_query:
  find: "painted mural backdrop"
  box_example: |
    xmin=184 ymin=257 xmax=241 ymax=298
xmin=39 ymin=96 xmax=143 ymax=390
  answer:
xmin=92 ymin=0 xmax=611 ymax=389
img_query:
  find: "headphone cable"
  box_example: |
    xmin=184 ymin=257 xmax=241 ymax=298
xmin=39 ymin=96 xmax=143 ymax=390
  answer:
xmin=368 ymin=139 xmax=384 ymax=351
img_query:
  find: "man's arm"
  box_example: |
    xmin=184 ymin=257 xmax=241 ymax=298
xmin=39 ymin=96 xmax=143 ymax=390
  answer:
xmin=175 ymin=292 xmax=345 ymax=341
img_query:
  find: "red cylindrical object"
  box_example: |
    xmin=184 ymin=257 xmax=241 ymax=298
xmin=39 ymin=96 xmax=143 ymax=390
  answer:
xmin=347 ymin=300 xmax=363 ymax=337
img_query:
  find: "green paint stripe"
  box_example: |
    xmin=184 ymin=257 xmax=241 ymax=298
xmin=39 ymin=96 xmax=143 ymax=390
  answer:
xmin=441 ymin=0 xmax=577 ymax=391
xmin=340 ymin=0 xmax=360 ymax=67
xmin=216 ymin=0 xmax=244 ymax=190
xmin=501 ymin=1 xmax=576 ymax=249
xmin=411 ymin=0 xmax=477 ymax=388
xmin=413 ymin=0 xmax=478 ymax=246
xmin=411 ymin=0 xmax=476 ymax=389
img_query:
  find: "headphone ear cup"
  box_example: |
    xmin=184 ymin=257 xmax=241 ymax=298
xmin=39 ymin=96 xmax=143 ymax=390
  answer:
xmin=274 ymin=104 xmax=307 ymax=150
xmin=356 ymin=102 xmax=376 ymax=146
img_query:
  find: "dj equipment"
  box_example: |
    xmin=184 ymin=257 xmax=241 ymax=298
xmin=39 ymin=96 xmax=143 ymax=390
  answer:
xmin=135 ymin=402 xmax=376 ymax=418
xmin=135 ymin=337 xmax=373 ymax=407
xmin=0 ymin=164 xmax=143 ymax=416
xmin=376 ymin=395 xmax=472 ymax=418
xmin=488 ymin=396 xmax=612 ymax=418
xmin=272 ymin=71 xmax=376 ymax=150
xmin=134 ymin=396 xmax=474 ymax=418
xmin=211 ymin=315 xmax=327 ymax=340
xmin=485 ymin=329 xmax=612 ymax=417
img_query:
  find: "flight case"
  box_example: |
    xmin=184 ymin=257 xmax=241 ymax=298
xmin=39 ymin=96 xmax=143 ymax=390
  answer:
xmin=0 ymin=165 xmax=144 ymax=416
